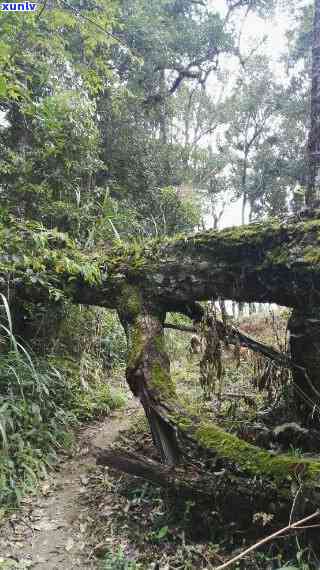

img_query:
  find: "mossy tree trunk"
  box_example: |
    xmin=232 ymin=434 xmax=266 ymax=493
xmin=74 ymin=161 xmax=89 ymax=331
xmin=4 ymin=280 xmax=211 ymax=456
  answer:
xmin=117 ymin=290 xmax=180 ymax=465
xmin=4 ymin=213 xmax=320 ymax=311
xmin=97 ymin=307 xmax=320 ymax=526
xmin=96 ymin=436 xmax=320 ymax=532
xmin=4 ymin=213 xmax=320 ymax=432
xmin=112 ymin=285 xmax=320 ymax=514
xmin=289 ymin=307 xmax=320 ymax=421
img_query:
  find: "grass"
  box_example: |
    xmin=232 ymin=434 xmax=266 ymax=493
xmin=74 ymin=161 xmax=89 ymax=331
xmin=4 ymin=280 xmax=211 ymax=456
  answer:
xmin=0 ymin=294 xmax=126 ymax=508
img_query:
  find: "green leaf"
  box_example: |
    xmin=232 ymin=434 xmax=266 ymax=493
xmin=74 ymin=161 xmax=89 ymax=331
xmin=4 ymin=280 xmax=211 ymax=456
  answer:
xmin=0 ymin=76 xmax=7 ymax=98
xmin=156 ymin=525 xmax=169 ymax=539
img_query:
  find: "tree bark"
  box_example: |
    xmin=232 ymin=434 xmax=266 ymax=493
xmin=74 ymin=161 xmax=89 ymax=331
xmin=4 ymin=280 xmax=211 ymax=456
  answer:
xmin=3 ymin=211 xmax=320 ymax=311
xmin=289 ymin=307 xmax=320 ymax=421
xmin=3 ymin=213 xmax=320 ymax=439
xmin=306 ymin=0 xmax=320 ymax=205
xmin=95 ymin=448 xmax=320 ymax=531
xmin=241 ymin=192 xmax=247 ymax=226
xmin=114 ymin=303 xmax=320 ymax=491
xmin=117 ymin=297 xmax=180 ymax=465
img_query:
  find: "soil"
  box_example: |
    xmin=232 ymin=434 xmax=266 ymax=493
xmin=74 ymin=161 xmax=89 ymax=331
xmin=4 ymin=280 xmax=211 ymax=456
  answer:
xmin=0 ymin=401 xmax=138 ymax=570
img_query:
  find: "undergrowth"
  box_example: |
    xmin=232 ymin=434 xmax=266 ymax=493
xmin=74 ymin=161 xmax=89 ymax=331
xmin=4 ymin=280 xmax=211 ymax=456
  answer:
xmin=101 ymin=547 xmax=141 ymax=569
xmin=83 ymin=308 xmax=318 ymax=570
xmin=0 ymin=295 xmax=125 ymax=508
xmin=89 ymin=414 xmax=318 ymax=570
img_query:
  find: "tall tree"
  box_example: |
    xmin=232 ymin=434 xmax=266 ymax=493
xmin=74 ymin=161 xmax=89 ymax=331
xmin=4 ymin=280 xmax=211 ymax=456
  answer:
xmin=306 ymin=0 xmax=320 ymax=205
xmin=219 ymin=57 xmax=282 ymax=223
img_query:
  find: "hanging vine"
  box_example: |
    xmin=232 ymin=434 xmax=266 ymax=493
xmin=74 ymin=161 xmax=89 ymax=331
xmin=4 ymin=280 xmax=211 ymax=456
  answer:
xmin=199 ymin=302 xmax=224 ymax=400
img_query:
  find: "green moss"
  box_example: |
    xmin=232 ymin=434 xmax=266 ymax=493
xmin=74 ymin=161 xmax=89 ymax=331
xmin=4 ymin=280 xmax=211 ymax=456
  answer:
xmin=127 ymin=325 xmax=144 ymax=369
xmin=151 ymin=362 xmax=176 ymax=399
xmin=118 ymin=284 xmax=142 ymax=318
xmin=188 ymin=218 xmax=282 ymax=249
xmin=4 ymin=212 xmax=320 ymax=302
xmin=174 ymin=414 xmax=194 ymax=431
xmin=154 ymin=333 xmax=165 ymax=352
xmin=303 ymin=245 xmax=320 ymax=265
xmin=195 ymin=423 xmax=320 ymax=482
xmin=218 ymin=222 xmax=279 ymax=242
xmin=301 ymin=218 xmax=320 ymax=231
xmin=265 ymin=245 xmax=290 ymax=265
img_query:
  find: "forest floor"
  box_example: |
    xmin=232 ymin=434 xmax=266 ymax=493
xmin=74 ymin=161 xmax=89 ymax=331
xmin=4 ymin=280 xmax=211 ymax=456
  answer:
xmin=0 ymin=371 xmax=231 ymax=570
xmin=0 ymin=311 xmax=310 ymax=569
xmin=0 ymin=397 xmax=139 ymax=570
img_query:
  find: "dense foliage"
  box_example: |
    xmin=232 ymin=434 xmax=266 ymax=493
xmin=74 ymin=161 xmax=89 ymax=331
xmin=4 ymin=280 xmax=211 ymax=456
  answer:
xmin=0 ymin=0 xmax=316 ymax=528
xmin=0 ymin=294 xmax=127 ymax=506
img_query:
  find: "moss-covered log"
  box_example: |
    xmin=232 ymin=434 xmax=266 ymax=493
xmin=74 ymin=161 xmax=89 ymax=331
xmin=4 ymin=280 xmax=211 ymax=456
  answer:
xmin=2 ymin=211 xmax=320 ymax=311
xmin=99 ymin=296 xmax=320 ymax=523
xmin=96 ymin=446 xmax=320 ymax=531
xmin=96 ymin=366 xmax=320 ymax=528
xmin=2 ymin=213 xmax=320 ymax=417
xmin=3 ymin=211 xmax=320 ymax=491
xmin=3 ymin=214 xmax=320 ymax=407
xmin=131 ymin=312 xmax=320 ymax=483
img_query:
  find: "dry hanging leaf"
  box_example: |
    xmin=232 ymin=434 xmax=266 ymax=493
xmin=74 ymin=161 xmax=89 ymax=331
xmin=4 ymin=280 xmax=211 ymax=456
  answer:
xmin=65 ymin=537 xmax=74 ymax=552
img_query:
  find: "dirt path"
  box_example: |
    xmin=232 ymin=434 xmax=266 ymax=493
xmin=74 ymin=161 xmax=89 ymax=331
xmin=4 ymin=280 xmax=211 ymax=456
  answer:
xmin=0 ymin=402 xmax=137 ymax=570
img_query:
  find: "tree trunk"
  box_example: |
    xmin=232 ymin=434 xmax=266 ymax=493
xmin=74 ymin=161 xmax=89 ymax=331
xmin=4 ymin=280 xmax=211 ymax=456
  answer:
xmin=96 ymin=448 xmax=320 ymax=531
xmin=118 ymin=297 xmax=180 ymax=465
xmin=306 ymin=0 xmax=320 ymax=205
xmin=3 ymin=212 xmax=320 ymax=311
xmin=289 ymin=307 xmax=320 ymax=422
xmin=241 ymin=148 xmax=249 ymax=225
xmin=4 ymin=212 xmax=320 ymax=426
xmin=159 ymin=69 xmax=168 ymax=146
xmin=95 ymin=301 xmax=320 ymax=526
xmin=241 ymin=192 xmax=247 ymax=226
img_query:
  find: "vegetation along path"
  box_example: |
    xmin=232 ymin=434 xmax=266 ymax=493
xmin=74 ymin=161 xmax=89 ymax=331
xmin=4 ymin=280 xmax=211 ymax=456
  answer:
xmin=0 ymin=401 xmax=138 ymax=570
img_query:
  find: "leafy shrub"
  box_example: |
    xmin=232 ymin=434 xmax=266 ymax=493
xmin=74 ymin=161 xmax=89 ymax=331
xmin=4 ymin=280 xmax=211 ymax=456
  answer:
xmin=51 ymin=305 xmax=127 ymax=370
xmin=101 ymin=547 xmax=141 ymax=570
xmin=100 ymin=310 xmax=128 ymax=368
xmin=0 ymin=295 xmax=125 ymax=506
xmin=70 ymin=378 xmax=127 ymax=421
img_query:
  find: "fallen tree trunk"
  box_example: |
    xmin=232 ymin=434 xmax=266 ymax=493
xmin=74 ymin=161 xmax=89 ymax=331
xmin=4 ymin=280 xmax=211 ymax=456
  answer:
xmin=102 ymin=303 xmax=320 ymax=528
xmin=3 ymin=213 xmax=320 ymax=403
xmin=95 ymin=448 xmax=284 ymax=528
xmin=96 ymin=441 xmax=320 ymax=531
xmin=96 ymin=428 xmax=320 ymax=490
xmin=2 ymin=211 xmax=320 ymax=311
xmin=3 ymin=212 xmax=320 ymax=496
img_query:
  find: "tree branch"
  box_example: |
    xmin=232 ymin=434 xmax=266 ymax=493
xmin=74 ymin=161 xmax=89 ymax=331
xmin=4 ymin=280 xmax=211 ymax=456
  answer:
xmin=214 ymin=511 xmax=320 ymax=570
